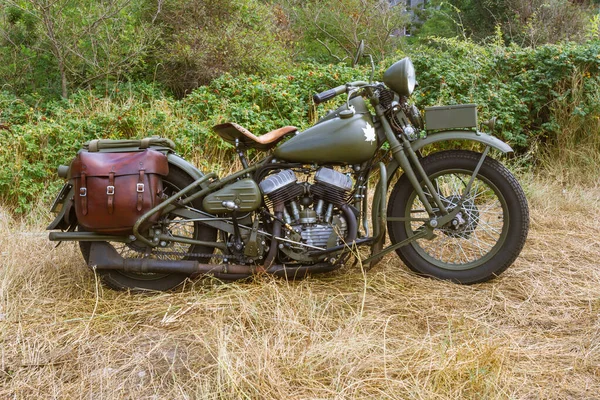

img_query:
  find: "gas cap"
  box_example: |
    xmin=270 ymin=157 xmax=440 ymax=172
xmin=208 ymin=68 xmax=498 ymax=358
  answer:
xmin=339 ymin=109 xmax=354 ymax=119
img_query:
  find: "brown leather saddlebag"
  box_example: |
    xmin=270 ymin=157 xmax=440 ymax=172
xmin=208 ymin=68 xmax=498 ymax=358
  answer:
xmin=70 ymin=149 xmax=169 ymax=235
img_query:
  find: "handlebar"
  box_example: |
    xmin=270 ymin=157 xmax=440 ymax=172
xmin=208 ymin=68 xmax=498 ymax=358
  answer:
xmin=313 ymin=85 xmax=347 ymax=104
xmin=313 ymin=82 xmax=374 ymax=104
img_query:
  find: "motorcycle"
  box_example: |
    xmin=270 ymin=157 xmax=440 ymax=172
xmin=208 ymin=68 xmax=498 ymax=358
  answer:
xmin=47 ymin=43 xmax=529 ymax=291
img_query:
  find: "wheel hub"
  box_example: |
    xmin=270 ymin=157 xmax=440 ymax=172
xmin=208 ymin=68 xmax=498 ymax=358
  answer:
xmin=440 ymin=195 xmax=480 ymax=239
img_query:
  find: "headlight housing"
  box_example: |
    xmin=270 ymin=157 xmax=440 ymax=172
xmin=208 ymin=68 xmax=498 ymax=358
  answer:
xmin=383 ymin=57 xmax=416 ymax=97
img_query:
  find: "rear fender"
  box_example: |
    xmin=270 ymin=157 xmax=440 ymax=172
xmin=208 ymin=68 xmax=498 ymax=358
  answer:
xmin=167 ymin=153 xmax=211 ymax=188
xmin=47 ymin=183 xmax=75 ymax=230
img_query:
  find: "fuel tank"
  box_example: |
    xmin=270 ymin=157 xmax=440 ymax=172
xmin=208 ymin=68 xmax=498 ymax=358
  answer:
xmin=273 ymin=97 xmax=377 ymax=165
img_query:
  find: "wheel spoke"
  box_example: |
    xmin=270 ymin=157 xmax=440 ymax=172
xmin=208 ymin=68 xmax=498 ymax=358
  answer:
xmin=408 ymin=170 xmax=506 ymax=268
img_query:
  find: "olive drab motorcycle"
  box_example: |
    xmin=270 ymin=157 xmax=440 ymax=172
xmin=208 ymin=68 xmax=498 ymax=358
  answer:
xmin=47 ymin=43 xmax=529 ymax=291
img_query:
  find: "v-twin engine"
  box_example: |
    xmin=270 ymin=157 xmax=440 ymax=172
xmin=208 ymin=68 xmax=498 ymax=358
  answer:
xmin=260 ymin=168 xmax=354 ymax=249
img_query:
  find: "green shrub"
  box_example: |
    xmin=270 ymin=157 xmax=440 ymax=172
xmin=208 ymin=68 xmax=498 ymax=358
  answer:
xmin=279 ymin=0 xmax=408 ymax=64
xmin=399 ymin=38 xmax=600 ymax=149
xmin=3 ymin=40 xmax=600 ymax=213
xmin=0 ymin=65 xmax=367 ymax=212
xmin=151 ymin=0 xmax=294 ymax=96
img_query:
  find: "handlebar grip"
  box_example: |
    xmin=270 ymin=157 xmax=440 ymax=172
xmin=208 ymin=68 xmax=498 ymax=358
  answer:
xmin=313 ymin=85 xmax=347 ymax=104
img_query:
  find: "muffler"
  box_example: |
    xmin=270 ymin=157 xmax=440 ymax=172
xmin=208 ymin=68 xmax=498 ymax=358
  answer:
xmin=88 ymin=241 xmax=253 ymax=275
xmin=87 ymin=242 xmax=339 ymax=278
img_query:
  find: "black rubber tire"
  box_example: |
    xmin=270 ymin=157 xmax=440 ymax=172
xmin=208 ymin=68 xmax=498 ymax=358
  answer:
xmin=80 ymin=166 xmax=217 ymax=291
xmin=387 ymin=150 xmax=529 ymax=284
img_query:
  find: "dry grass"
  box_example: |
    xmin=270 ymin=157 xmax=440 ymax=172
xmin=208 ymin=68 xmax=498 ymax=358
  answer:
xmin=1 ymin=175 xmax=599 ymax=399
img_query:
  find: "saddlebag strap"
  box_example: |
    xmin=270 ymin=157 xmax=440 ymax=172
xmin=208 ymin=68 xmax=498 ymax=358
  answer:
xmin=107 ymin=172 xmax=115 ymax=215
xmin=80 ymin=171 xmax=88 ymax=215
xmin=137 ymin=170 xmax=145 ymax=211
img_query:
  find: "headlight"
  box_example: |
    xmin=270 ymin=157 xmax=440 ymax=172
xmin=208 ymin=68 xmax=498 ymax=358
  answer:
xmin=383 ymin=57 xmax=416 ymax=97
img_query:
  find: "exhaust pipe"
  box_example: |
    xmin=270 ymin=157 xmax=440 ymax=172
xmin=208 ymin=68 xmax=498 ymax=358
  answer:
xmin=88 ymin=241 xmax=253 ymax=275
xmin=88 ymin=242 xmax=339 ymax=278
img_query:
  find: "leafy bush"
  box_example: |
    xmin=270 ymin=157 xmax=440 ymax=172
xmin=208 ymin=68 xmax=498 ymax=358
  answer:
xmin=151 ymin=0 xmax=294 ymax=96
xmin=2 ymin=39 xmax=600 ymax=213
xmin=400 ymin=38 xmax=600 ymax=148
xmin=411 ymin=0 xmax=594 ymax=46
xmin=279 ymin=0 xmax=409 ymax=64
xmin=0 ymin=65 xmax=366 ymax=212
xmin=0 ymin=0 xmax=158 ymax=99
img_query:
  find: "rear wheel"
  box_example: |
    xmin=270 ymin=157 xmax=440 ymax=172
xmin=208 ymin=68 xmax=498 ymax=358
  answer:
xmin=79 ymin=166 xmax=217 ymax=291
xmin=387 ymin=150 xmax=529 ymax=284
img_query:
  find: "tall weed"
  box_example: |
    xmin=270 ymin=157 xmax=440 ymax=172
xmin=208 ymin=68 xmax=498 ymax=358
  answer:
xmin=538 ymin=71 xmax=600 ymax=184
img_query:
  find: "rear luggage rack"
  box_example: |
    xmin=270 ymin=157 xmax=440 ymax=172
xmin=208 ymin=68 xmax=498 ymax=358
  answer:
xmin=84 ymin=136 xmax=176 ymax=153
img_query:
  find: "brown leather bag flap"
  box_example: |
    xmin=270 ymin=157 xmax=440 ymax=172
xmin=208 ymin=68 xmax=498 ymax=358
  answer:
xmin=70 ymin=149 xmax=168 ymax=178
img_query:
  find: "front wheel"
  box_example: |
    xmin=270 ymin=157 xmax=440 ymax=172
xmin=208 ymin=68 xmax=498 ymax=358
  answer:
xmin=387 ymin=150 xmax=529 ymax=284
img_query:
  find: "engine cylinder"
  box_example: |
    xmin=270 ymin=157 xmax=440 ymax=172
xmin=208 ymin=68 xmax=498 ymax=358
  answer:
xmin=311 ymin=167 xmax=353 ymax=206
xmin=260 ymin=170 xmax=304 ymax=206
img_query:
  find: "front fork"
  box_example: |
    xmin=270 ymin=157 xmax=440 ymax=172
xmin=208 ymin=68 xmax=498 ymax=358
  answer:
xmin=366 ymin=105 xmax=490 ymax=264
xmin=376 ymin=104 xmax=449 ymax=217
xmin=392 ymin=133 xmax=490 ymax=227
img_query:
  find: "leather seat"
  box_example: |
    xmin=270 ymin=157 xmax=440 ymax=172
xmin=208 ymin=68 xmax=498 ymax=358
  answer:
xmin=213 ymin=122 xmax=298 ymax=150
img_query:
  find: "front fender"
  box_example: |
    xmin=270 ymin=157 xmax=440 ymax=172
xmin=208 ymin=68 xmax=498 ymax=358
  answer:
xmin=411 ymin=130 xmax=513 ymax=154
